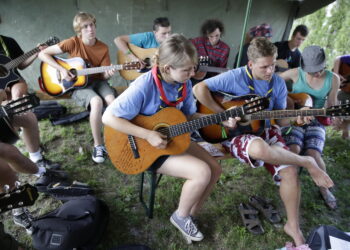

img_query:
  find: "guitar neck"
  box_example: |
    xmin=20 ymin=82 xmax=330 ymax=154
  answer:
xmin=77 ymin=65 xmax=124 ymax=76
xmin=198 ymin=65 xmax=229 ymax=73
xmin=168 ymin=107 xmax=243 ymax=138
xmin=6 ymin=47 xmax=40 ymax=70
xmin=250 ymin=109 xmax=326 ymax=120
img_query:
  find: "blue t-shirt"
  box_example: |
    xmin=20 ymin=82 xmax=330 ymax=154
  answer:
xmin=129 ymin=32 xmax=159 ymax=49
xmin=204 ymin=67 xmax=287 ymax=111
xmin=107 ymin=71 xmax=197 ymax=120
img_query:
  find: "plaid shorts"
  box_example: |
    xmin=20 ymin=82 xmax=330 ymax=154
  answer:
xmin=281 ymin=120 xmax=326 ymax=154
xmin=223 ymin=126 xmax=290 ymax=184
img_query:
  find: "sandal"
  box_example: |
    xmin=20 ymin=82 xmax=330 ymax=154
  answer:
xmin=249 ymin=195 xmax=281 ymax=224
xmin=238 ymin=203 xmax=264 ymax=235
xmin=320 ymin=189 xmax=337 ymax=210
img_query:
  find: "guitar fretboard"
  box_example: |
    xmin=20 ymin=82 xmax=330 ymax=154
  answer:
xmin=77 ymin=65 xmax=124 ymax=76
xmin=164 ymin=106 xmax=245 ymax=138
xmin=250 ymin=109 xmax=326 ymax=120
xmin=5 ymin=47 xmax=40 ymax=70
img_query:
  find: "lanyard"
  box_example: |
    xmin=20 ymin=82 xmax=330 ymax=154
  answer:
xmin=244 ymin=66 xmax=273 ymax=99
xmin=0 ymin=36 xmax=10 ymax=57
xmin=151 ymin=66 xmax=187 ymax=110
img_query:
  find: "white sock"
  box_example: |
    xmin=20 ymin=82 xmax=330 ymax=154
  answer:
xmin=34 ymin=166 xmax=46 ymax=177
xmin=29 ymin=150 xmax=42 ymax=163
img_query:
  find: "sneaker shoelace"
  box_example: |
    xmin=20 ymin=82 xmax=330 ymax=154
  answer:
xmin=184 ymin=217 xmax=199 ymax=236
xmin=95 ymin=146 xmax=107 ymax=157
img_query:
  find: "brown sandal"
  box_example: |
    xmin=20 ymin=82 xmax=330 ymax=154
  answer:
xmin=238 ymin=203 xmax=264 ymax=235
xmin=249 ymin=195 xmax=281 ymax=224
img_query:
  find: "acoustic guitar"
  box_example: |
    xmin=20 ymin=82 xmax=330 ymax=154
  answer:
xmin=0 ymin=183 xmax=38 ymax=214
xmin=0 ymin=37 xmax=60 ymax=89
xmin=0 ymin=94 xmax=40 ymax=144
xmin=104 ymin=96 xmax=269 ymax=175
xmin=339 ymin=62 xmax=350 ymax=93
xmin=197 ymin=91 xmax=350 ymax=143
xmin=117 ymin=43 xmax=157 ymax=80
xmin=117 ymin=44 xmax=230 ymax=81
xmin=40 ymin=57 xmax=140 ymax=96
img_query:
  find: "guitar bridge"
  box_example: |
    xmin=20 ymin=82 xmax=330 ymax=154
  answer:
xmin=128 ymin=135 xmax=140 ymax=159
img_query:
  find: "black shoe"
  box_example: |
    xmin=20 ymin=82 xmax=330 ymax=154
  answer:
xmin=35 ymin=169 xmax=68 ymax=192
xmin=35 ymin=158 xmax=61 ymax=170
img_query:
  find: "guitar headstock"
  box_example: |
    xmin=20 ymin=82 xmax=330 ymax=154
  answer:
xmin=1 ymin=94 xmax=40 ymax=118
xmin=198 ymin=56 xmax=210 ymax=66
xmin=0 ymin=183 xmax=38 ymax=214
xmin=123 ymin=61 xmax=142 ymax=70
xmin=42 ymin=36 xmax=60 ymax=47
xmin=326 ymin=102 xmax=350 ymax=117
xmin=242 ymin=96 xmax=270 ymax=114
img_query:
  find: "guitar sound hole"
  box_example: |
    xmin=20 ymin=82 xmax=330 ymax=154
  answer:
xmin=0 ymin=65 xmax=9 ymax=77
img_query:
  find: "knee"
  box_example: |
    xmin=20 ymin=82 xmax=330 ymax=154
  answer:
xmin=280 ymin=166 xmax=299 ymax=183
xmin=194 ymin=163 xmax=212 ymax=186
xmin=305 ymin=149 xmax=321 ymax=159
xmin=90 ymin=96 xmax=103 ymax=109
xmin=105 ymin=94 xmax=115 ymax=106
xmin=249 ymin=139 xmax=270 ymax=159
xmin=289 ymin=144 xmax=301 ymax=154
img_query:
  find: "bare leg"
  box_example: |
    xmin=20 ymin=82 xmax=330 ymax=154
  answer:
xmin=89 ymin=96 xmax=104 ymax=146
xmin=278 ymin=166 xmax=305 ymax=246
xmin=157 ymin=143 xmax=213 ymax=217
xmin=104 ymin=94 xmax=115 ymax=106
xmin=11 ymin=112 xmax=40 ymax=153
xmin=306 ymin=149 xmax=337 ymax=209
xmin=0 ymin=143 xmax=38 ymax=175
xmin=248 ymin=139 xmax=333 ymax=188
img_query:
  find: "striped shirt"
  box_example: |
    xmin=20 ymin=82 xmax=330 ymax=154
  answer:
xmin=191 ymin=37 xmax=230 ymax=69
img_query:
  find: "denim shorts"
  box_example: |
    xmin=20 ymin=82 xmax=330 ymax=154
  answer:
xmin=281 ymin=119 xmax=326 ymax=154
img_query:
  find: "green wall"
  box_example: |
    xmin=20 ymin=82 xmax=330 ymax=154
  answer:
xmin=0 ymin=0 xmax=331 ymax=90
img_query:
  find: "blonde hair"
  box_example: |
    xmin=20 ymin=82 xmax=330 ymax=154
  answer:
xmin=152 ymin=34 xmax=197 ymax=71
xmin=247 ymin=37 xmax=277 ymax=62
xmin=73 ymin=12 xmax=96 ymax=36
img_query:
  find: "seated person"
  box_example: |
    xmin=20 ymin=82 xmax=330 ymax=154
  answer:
xmin=279 ymin=46 xmax=340 ymax=210
xmin=193 ymin=37 xmax=333 ymax=248
xmin=114 ymin=17 xmax=171 ymax=67
xmin=39 ymin=12 xmax=117 ymax=163
xmin=274 ymin=24 xmax=309 ymax=72
xmin=332 ymin=54 xmax=350 ymax=139
xmin=0 ymin=34 xmax=60 ymax=169
xmin=103 ymin=34 xmax=222 ymax=244
xmin=190 ymin=19 xmax=230 ymax=82
xmin=234 ymin=23 xmax=272 ymax=68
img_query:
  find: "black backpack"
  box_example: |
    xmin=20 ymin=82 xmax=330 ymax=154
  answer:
xmin=33 ymin=100 xmax=67 ymax=120
xmin=31 ymin=195 xmax=109 ymax=250
xmin=306 ymin=225 xmax=350 ymax=250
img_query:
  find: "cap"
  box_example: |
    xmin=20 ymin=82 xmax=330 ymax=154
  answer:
xmin=301 ymin=45 xmax=326 ymax=73
xmin=249 ymin=23 xmax=272 ymax=38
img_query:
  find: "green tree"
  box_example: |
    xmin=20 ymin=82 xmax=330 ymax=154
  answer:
xmin=294 ymin=0 xmax=350 ymax=68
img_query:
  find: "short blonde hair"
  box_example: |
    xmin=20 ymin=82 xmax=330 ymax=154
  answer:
xmin=73 ymin=12 xmax=96 ymax=36
xmin=247 ymin=37 xmax=277 ymax=62
xmin=153 ymin=34 xmax=197 ymax=70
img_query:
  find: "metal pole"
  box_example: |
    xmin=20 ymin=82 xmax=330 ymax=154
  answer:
xmin=236 ymin=0 xmax=253 ymax=68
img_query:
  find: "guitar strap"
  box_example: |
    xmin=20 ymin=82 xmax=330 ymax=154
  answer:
xmin=244 ymin=66 xmax=273 ymax=99
xmin=0 ymin=35 xmax=10 ymax=57
xmin=151 ymin=66 xmax=187 ymax=110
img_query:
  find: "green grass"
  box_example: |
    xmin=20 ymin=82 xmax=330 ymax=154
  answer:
xmin=2 ymin=104 xmax=350 ymax=249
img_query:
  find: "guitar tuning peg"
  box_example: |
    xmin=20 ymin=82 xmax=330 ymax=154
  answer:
xmin=15 ymin=181 xmax=21 ymax=188
xmin=4 ymin=184 xmax=10 ymax=193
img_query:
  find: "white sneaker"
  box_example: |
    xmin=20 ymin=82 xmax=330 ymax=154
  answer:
xmin=92 ymin=145 xmax=107 ymax=163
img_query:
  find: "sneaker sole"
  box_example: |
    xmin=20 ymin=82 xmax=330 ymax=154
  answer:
xmin=92 ymin=156 xmax=105 ymax=163
xmin=170 ymin=216 xmax=204 ymax=242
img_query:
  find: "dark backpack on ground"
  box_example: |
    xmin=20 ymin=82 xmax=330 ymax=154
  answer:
xmin=306 ymin=225 xmax=350 ymax=250
xmin=31 ymin=195 xmax=109 ymax=250
xmin=33 ymin=101 xmax=67 ymax=120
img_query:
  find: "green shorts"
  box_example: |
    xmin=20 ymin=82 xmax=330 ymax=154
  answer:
xmin=72 ymin=80 xmax=116 ymax=109
xmin=0 ymin=222 xmax=19 ymax=250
